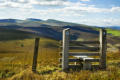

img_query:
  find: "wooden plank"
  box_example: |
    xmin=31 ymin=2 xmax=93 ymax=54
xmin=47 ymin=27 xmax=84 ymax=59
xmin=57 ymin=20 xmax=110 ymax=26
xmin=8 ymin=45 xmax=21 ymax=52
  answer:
xmin=60 ymin=46 xmax=99 ymax=51
xmin=99 ymin=29 xmax=107 ymax=69
xmin=59 ymin=58 xmax=82 ymax=62
xmin=81 ymin=58 xmax=100 ymax=62
xmin=60 ymin=52 xmax=99 ymax=56
xmin=69 ymin=46 xmax=99 ymax=50
xmin=60 ymin=41 xmax=99 ymax=44
xmin=83 ymin=61 xmax=92 ymax=70
xmin=62 ymin=28 xmax=70 ymax=71
xmin=60 ymin=65 xmax=100 ymax=69
xmin=74 ymin=56 xmax=100 ymax=62
xmin=32 ymin=38 xmax=40 ymax=72
xmin=60 ymin=58 xmax=100 ymax=62
xmin=70 ymin=41 xmax=100 ymax=44
xmin=69 ymin=52 xmax=99 ymax=56
xmin=74 ymin=56 xmax=88 ymax=58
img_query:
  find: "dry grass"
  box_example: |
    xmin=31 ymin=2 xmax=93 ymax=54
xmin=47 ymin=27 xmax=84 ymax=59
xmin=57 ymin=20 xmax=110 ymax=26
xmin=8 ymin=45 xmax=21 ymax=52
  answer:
xmin=0 ymin=37 xmax=120 ymax=80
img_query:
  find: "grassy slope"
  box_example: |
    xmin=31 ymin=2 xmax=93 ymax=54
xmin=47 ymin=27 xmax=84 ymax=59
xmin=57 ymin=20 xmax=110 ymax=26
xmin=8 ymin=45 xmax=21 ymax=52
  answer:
xmin=0 ymin=28 xmax=37 ymax=41
xmin=93 ymin=27 xmax=120 ymax=36
xmin=107 ymin=29 xmax=120 ymax=36
xmin=0 ymin=38 xmax=120 ymax=80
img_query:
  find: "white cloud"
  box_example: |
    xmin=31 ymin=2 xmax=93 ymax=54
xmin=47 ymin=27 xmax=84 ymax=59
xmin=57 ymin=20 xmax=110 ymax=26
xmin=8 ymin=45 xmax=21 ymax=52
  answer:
xmin=0 ymin=0 xmax=120 ymax=26
xmin=0 ymin=0 xmax=32 ymax=8
xmin=63 ymin=5 xmax=120 ymax=13
xmin=0 ymin=0 xmax=86 ymax=8
xmin=111 ymin=7 xmax=120 ymax=12
xmin=0 ymin=0 xmax=120 ymax=13
xmin=76 ymin=18 xmax=120 ymax=26
xmin=32 ymin=1 xmax=67 ymax=6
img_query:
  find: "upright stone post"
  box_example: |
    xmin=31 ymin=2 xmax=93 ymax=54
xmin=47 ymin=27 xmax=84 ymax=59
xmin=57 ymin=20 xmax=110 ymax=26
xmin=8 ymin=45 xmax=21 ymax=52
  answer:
xmin=62 ymin=28 xmax=70 ymax=71
xmin=32 ymin=38 xmax=40 ymax=72
xmin=99 ymin=29 xmax=107 ymax=69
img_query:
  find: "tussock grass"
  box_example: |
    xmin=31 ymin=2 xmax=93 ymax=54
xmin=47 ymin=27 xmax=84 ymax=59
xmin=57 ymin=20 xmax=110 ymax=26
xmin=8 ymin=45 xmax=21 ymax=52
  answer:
xmin=0 ymin=37 xmax=120 ymax=80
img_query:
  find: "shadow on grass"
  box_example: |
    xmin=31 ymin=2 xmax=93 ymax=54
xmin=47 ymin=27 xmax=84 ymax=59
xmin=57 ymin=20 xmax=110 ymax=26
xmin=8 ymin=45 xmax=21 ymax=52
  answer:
xmin=35 ymin=68 xmax=58 ymax=75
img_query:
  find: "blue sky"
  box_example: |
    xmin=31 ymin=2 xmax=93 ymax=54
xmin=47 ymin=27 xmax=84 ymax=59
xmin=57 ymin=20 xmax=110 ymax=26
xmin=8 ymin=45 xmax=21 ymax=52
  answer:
xmin=0 ymin=0 xmax=120 ymax=26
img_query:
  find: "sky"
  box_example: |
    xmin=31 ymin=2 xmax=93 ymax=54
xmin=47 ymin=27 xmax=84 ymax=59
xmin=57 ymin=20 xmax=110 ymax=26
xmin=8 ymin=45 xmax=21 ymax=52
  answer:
xmin=0 ymin=0 xmax=120 ymax=26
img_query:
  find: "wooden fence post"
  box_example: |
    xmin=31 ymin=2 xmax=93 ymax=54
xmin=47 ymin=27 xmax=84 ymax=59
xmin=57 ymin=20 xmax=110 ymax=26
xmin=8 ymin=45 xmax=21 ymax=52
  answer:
xmin=99 ymin=29 xmax=107 ymax=69
xmin=32 ymin=38 xmax=40 ymax=72
xmin=62 ymin=28 xmax=70 ymax=71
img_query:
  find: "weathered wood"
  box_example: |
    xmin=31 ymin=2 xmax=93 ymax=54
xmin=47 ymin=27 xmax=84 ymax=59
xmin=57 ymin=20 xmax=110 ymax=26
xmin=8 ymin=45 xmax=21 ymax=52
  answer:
xmin=59 ymin=28 xmax=107 ymax=70
xmin=60 ymin=58 xmax=100 ymax=62
xmin=60 ymin=41 xmax=99 ymax=45
xmin=79 ymin=57 xmax=100 ymax=62
xmin=99 ymin=29 xmax=107 ymax=69
xmin=60 ymin=46 xmax=99 ymax=51
xmin=59 ymin=52 xmax=99 ymax=56
xmin=62 ymin=28 xmax=70 ymax=71
xmin=69 ymin=52 xmax=100 ymax=56
xmin=83 ymin=61 xmax=92 ymax=70
xmin=60 ymin=58 xmax=82 ymax=62
xmin=70 ymin=41 xmax=100 ymax=44
xmin=32 ymin=38 xmax=40 ymax=72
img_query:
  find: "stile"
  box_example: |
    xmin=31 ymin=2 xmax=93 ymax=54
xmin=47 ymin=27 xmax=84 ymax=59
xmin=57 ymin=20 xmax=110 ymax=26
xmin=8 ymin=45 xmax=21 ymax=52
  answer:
xmin=60 ymin=28 xmax=107 ymax=71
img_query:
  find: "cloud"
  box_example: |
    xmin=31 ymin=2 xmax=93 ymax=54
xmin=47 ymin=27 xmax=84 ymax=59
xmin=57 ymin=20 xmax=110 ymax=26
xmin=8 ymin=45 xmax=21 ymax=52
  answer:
xmin=77 ymin=18 xmax=120 ymax=26
xmin=111 ymin=7 xmax=120 ymax=12
xmin=0 ymin=0 xmax=120 ymax=26
xmin=0 ymin=0 xmax=86 ymax=8
xmin=32 ymin=0 xmax=67 ymax=6
xmin=26 ymin=0 xmax=86 ymax=7
xmin=9 ymin=0 xmax=28 ymax=3
xmin=0 ymin=0 xmax=32 ymax=8
xmin=103 ymin=18 xmax=120 ymax=26
xmin=63 ymin=5 xmax=120 ymax=13
xmin=0 ymin=0 xmax=120 ymax=13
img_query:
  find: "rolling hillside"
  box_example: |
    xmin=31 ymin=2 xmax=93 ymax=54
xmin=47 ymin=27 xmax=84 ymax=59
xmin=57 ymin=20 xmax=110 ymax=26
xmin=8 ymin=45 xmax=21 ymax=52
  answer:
xmin=0 ymin=18 xmax=120 ymax=52
xmin=0 ymin=18 xmax=120 ymax=80
xmin=0 ymin=19 xmax=98 ymax=40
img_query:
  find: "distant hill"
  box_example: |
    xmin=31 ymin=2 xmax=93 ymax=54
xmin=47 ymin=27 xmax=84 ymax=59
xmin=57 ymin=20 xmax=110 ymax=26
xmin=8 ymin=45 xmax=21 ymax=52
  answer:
xmin=108 ymin=26 xmax=120 ymax=30
xmin=0 ymin=18 xmax=93 ymax=27
xmin=0 ymin=19 xmax=99 ymax=40
xmin=0 ymin=18 xmax=120 ymax=48
xmin=26 ymin=18 xmax=43 ymax=22
xmin=0 ymin=19 xmax=21 ymax=23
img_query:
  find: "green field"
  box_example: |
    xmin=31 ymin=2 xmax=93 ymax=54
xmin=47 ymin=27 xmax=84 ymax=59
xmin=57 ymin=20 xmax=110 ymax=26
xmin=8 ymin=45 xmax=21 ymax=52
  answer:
xmin=0 ymin=37 xmax=120 ymax=80
xmin=107 ymin=29 xmax=120 ymax=36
